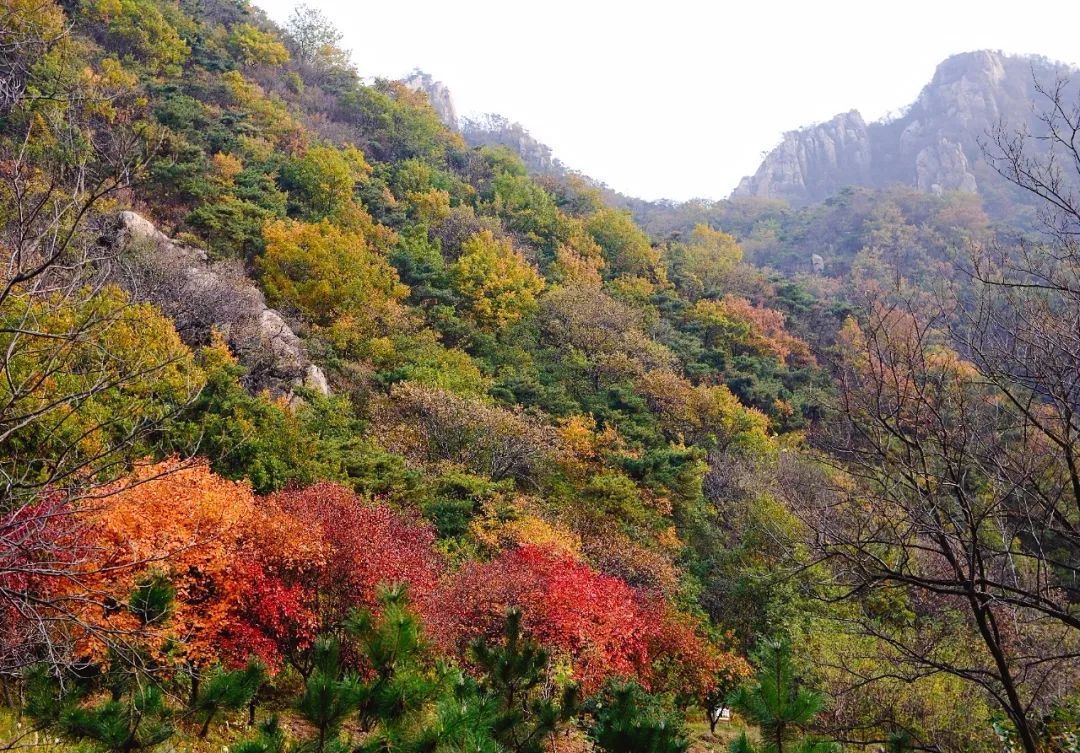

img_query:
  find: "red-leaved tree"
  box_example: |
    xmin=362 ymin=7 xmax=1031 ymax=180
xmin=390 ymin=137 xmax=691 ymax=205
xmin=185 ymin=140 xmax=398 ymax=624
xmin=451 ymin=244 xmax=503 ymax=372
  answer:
xmin=434 ymin=544 xmax=741 ymax=695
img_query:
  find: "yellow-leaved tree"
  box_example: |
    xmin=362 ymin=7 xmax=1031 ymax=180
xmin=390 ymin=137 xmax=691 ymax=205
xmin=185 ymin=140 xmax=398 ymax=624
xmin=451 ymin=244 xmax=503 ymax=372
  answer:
xmin=259 ymin=219 xmax=407 ymax=353
xmin=664 ymin=224 xmax=743 ymax=300
xmin=450 ymin=230 xmax=544 ymax=330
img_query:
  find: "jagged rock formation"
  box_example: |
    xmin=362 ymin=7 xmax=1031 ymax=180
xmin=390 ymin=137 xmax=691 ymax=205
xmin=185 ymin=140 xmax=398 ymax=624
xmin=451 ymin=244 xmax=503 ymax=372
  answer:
xmin=733 ymin=111 xmax=871 ymax=201
xmin=398 ymin=71 xmax=570 ymax=178
xmin=111 ymin=211 xmax=329 ymax=401
xmin=402 ymin=70 xmax=458 ymax=128
xmin=461 ymin=113 xmax=569 ymax=177
xmin=733 ymin=51 xmax=1078 ymax=204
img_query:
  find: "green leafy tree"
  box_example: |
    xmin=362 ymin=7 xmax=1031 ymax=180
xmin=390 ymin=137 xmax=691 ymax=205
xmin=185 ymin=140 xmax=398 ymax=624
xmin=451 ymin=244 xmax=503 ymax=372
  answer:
xmin=488 ymin=172 xmax=561 ymax=250
xmin=727 ymin=640 xmax=836 ymax=753
xmin=258 ymin=218 xmax=406 ymax=352
xmin=284 ymin=3 xmax=348 ymax=71
xmin=88 ymin=0 xmax=190 ymax=74
xmin=664 ymin=224 xmax=743 ymax=300
xmin=282 ymin=144 xmax=370 ymax=220
xmin=585 ymin=207 xmax=658 ymax=279
xmin=450 ymin=230 xmax=544 ymax=330
xmin=228 ymin=23 xmax=290 ymax=67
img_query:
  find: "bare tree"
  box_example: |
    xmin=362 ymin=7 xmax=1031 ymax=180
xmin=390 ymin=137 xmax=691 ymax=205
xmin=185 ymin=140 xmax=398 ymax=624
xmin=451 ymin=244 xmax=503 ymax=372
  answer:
xmin=791 ymin=80 xmax=1080 ymax=753
xmin=801 ymin=297 xmax=1078 ymax=752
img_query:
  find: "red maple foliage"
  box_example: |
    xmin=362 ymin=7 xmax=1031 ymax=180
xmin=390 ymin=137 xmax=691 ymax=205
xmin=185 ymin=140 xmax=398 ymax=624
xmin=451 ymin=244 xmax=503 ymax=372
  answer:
xmin=0 ymin=494 xmax=88 ymax=675
xmin=433 ymin=545 xmax=750 ymax=695
xmin=6 ymin=465 xmax=744 ymax=696
xmin=268 ymin=483 xmax=441 ymax=617
xmin=638 ymin=597 xmax=751 ymax=701
xmin=220 ymin=562 xmax=319 ymax=673
xmin=434 ymin=544 xmax=721 ymax=693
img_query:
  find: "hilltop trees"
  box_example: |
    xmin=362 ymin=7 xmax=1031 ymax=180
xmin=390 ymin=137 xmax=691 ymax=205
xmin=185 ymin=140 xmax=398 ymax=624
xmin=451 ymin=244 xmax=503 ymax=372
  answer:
xmin=283 ymin=3 xmax=350 ymax=79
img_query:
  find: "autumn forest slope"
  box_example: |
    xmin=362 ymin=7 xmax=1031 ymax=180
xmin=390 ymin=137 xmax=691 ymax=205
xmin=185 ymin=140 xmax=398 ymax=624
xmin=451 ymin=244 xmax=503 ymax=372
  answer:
xmin=0 ymin=2 xmax=1077 ymax=753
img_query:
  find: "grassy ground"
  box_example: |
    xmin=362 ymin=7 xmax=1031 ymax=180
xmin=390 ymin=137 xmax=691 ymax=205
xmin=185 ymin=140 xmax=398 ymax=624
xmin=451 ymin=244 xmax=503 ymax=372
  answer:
xmin=0 ymin=707 xmax=258 ymax=753
xmin=686 ymin=715 xmax=755 ymax=753
xmin=3 ymin=706 xmax=754 ymax=753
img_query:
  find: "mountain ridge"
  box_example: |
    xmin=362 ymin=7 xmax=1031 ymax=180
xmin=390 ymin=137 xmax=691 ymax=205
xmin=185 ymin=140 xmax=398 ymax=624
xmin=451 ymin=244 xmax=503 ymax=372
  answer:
xmin=731 ymin=50 xmax=1079 ymax=205
xmin=400 ymin=51 xmax=1080 ymax=221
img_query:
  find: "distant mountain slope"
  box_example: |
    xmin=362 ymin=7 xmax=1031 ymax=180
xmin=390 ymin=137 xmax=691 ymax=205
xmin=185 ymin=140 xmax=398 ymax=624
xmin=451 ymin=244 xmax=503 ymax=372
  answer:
xmin=732 ymin=50 xmax=1079 ymax=205
xmin=400 ymin=53 xmax=1080 ymax=239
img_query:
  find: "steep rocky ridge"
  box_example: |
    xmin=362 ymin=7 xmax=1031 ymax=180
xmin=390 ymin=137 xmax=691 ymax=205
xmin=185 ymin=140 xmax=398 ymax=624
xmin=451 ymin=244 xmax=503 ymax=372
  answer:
xmin=402 ymin=70 xmax=458 ymax=128
xmin=732 ymin=110 xmax=871 ymax=201
xmin=733 ymin=50 xmax=1078 ymax=205
xmin=111 ymin=211 xmax=329 ymax=401
xmin=460 ymin=113 xmax=569 ymax=176
xmin=398 ymin=70 xmax=573 ymax=178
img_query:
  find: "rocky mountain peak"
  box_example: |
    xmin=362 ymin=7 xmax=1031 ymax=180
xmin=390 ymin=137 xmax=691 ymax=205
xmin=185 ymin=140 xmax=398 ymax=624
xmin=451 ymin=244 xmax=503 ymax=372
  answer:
xmin=401 ymin=69 xmax=458 ymax=129
xmin=732 ymin=110 xmax=871 ymax=203
xmin=731 ymin=51 xmax=1078 ymax=204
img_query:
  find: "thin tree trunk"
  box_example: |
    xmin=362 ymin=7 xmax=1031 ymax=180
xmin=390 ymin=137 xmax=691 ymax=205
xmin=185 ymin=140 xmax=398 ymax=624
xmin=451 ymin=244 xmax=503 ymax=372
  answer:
xmin=189 ymin=665 xmax=200 ymax=708
xmin=969 ymin=595 xmax=1037 ymax=753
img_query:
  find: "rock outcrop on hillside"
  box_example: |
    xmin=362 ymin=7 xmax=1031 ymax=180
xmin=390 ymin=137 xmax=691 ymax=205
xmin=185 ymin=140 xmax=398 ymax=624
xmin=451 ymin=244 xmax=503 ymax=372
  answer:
xmin=733 ymin=111 xmax=871 ymax=201
xmin=461 ymin=113 xmax=569 ymax=177
xmin=732 ymin=51 xmax=1078 ymax=204
xmin=402 ymin=70 xmax=458 ymax=128
xmin=111 ymin=211 xmax=329 ymax=401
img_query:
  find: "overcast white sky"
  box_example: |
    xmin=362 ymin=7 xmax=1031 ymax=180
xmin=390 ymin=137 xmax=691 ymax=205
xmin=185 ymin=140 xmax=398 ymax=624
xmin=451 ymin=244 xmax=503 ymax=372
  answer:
xmin=253 ymin=0 xmax=1080 ymax=201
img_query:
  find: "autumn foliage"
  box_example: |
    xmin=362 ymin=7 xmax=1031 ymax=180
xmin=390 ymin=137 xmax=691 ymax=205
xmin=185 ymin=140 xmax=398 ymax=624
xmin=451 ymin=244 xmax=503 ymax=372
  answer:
xmin=15 ymin=459 xmax=734 ymax=696
xmin=265 ymin=483 xmax=441 ymax=622
xmin=434 ymin=544 xmax=744 ymax=695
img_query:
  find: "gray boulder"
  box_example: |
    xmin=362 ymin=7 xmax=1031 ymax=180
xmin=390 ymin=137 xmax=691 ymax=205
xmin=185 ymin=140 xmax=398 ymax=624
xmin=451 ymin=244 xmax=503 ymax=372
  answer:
xmin=111 ymin=211 xmax=330 ymax=401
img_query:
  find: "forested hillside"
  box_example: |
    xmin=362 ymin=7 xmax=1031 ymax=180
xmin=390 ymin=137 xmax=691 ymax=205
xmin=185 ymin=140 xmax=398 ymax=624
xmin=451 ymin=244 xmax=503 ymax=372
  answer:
xmin=0 ymin=2 xmax=1076 ymax=752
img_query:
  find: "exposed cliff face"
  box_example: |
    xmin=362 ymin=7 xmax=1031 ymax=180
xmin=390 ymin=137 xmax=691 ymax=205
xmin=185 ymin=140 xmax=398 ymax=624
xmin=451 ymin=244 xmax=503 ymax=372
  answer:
xmin=461 ymin=113 xmax=568 ymax=176
xmin=402 ymin=70 xmax=458 ymax=129
xmin=733 ymin=111 xmax=871 ymax=202
xmin=399 ymin=71 xmax=570 ymax=178
xmin=732 ymin=51 xmax=1078 ymax=204
xmin=112 ymin=211 xmax=329 ymax=402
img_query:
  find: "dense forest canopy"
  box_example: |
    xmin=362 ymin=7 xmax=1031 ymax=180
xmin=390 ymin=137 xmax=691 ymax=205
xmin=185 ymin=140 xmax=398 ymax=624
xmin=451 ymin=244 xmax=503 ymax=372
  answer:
xmin=0 ymin=2 xmax=1076 ymax=752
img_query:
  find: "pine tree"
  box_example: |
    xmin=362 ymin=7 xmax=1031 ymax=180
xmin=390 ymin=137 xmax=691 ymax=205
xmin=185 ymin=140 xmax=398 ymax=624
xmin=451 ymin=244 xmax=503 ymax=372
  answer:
xmin=346 ymin=583 xmax=450 ymax=753
xmin=234 ymin=716 xmax=288 ymax=753
xmin=296 ymin=637 xmax=365 ymax=753
xmin=727 ymin=640 xmax=837 ymax=753
xmin=469 ymin=607 xmax=578 ymax=753
xmin=193 ymin=660 xmax=266 ymax=737
xmin=23 ymin=578 xmax=178 ymax=753
xmin=127 ymin=572 xmax=175 ymax=626
xmin=25 ymin=671 xmax=174 ymax=753
xmin=585 ymin=679 xmax=688 ymax=753
xmin=64 ymin=685 xmax=174 ymax=753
